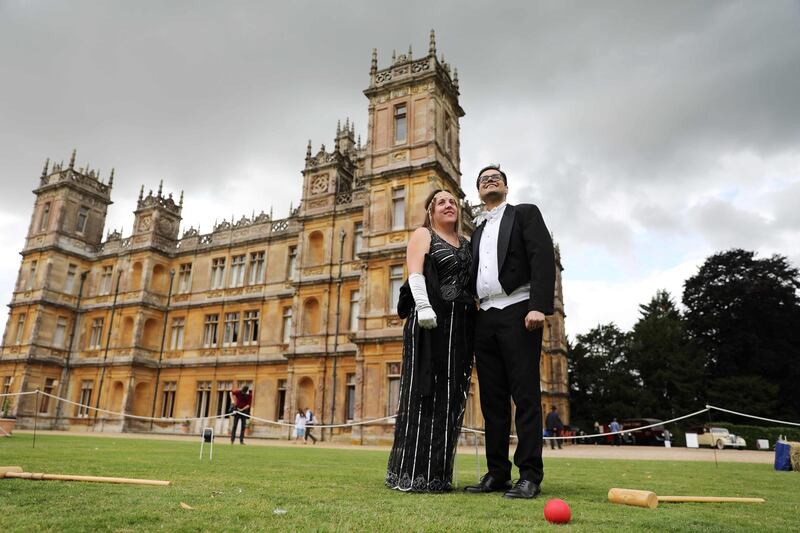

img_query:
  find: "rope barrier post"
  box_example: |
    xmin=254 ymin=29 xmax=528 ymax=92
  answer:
xmin=706 ymin=406 xmax=719 ymax=468
xmin=473 ymin=431 xmax=480 ymax=481
xmin=454 ymin=431 xmax=460 ymax=489
xmin=200 ymin=427 xmax=214 ymax=461
xmin=33 ymin=390 xmax=39 ymax=449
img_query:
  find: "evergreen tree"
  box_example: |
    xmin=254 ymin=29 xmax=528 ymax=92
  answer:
xmin=683 ymin=249 xmax=800 ymax=419
xmin=628 ymin=290 xmax=703 ymax=420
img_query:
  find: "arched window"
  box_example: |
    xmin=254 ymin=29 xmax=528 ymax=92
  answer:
xmin=302 ymin=298 xmax=320 ymax=334
xmin=307 ymin=231 xmax=324 ymax=265
xmin=120 ymin=316 xmax=134 ymax=347
xmin=142 ymin=318 xmax=160 ymax=350
xmin=131 ymin=262 xmax=143 ymax=291
xmin=151 ymin=264 xmax=168 ymax=294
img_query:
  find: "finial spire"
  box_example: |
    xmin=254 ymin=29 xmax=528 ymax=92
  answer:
xmin=357 ymin=134 xmax=362 ymax=149
xmin=157 ymin=180 xmax=163 ymax=197
xmin=41 ymin=158 xmax=49 ymax=178
xmin=370 ymin=48 xmax=377 ymax=75
xmin=345 ymin=117 xmax=349 ymax=132
xmin=337 ymin=119 xmax=341 ymax=136
xmin=179 ymin=190 xmax=184 ymax=207
xmin=68 ymin=149 xmax=76 ymax=170
xmin=138 ymin=185 xmax=144 ymax=201
xmin=108 ymin=168 xmax=114 ymax=188
xmin=453 ymin=68 xmax=459 ymax=88
xmin=392 ymin=49 xmax=396 ymax=63
xmin=306 ymin=139 xmax=312 ymax=159
xmin=408 ymin=44 xmax=412 ymax=60
xmin=429 ymin=29 xmax=436 ymax=56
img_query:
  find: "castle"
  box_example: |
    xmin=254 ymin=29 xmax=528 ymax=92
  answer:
xmin=1 ymin=32 xmax=569 ymax=442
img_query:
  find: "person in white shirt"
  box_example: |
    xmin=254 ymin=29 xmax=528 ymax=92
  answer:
xmin=464 ymin=164 xmax=555 ymax=500
xmin=294 ymin=409 xmax=307 ymax=444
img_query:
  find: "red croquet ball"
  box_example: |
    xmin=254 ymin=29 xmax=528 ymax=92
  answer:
xmin=543 ymin=498 xmax=571 ymax=524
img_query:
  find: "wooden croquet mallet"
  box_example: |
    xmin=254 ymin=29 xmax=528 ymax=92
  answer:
xmin=608 ymin=488 xmax=764 ymax=509
xmin=1 ymin=466 xmax=170 ymax=486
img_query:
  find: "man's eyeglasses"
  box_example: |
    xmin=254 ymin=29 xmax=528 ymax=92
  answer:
xmin=478 ymin=173 xmax=504 ymax=185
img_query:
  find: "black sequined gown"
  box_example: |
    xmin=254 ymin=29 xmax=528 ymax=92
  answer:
xmin=386 ymin=230 xmax=475 ymax=492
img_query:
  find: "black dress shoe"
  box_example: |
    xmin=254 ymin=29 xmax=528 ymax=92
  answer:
xmin=503 ymin=479 xmax=541 ymax=499
xmin=464 ymin=474 xmax=512 ymax=493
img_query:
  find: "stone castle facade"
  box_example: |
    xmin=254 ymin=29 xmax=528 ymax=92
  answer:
xmin=1 ymin=33 xmax=569 ymax=443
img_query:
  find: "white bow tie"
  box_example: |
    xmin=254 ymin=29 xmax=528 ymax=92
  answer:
xmin=472 ymin=204 xmax=504 ymax=226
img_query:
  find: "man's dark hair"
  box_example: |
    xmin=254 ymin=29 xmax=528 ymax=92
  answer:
xmin=476 ymin=164 xmax=508 ymax=189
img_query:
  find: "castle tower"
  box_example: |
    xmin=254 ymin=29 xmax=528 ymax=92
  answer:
xmin=130 ymin=181 xmax=183 ymax=252
xmin=363 ymin=30 xmax=463 ymax=192
xmin=359 ymin=32 xmax=465 ymax=323
xmin=299 ymin=119 xmax=358 ymax=217
xmin=4 ymin=150 xmax=113 ymax=419
xmin=25 ymin=150 xmax=113 ymax=253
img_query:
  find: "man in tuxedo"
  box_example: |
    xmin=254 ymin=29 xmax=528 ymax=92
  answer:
xmin=464 ymin=165 xmax=555 ymax=499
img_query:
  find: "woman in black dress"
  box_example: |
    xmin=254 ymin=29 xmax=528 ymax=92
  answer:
xmin=386 ymin=189 xmax=475 ymax=492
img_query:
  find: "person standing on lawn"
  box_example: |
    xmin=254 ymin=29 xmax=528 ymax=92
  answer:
xmin=304 ymin=406 xmax=318 ymax=444
xmin=464 ymin=164 xmax=555 ymax=500
xmin=386 ymin=189 xmax=476 ymax=492
xmin=610 ymin=418 xmax=622 ymax=446
xmin=546 ymin=406 xmax=564 ymax=450
xmin=229 ymin=384 xmax=252 ymax=445
xmin=294 ymin=409 xmax=307 ymax=444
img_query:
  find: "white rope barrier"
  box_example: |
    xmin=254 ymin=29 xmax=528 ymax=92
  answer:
xmin=3 ymin=390 xmax=799 ymax=437
xmin=706 ymin=404 xmax=800 ymax=428
xmin=0 ymin=391 xmax=37 ymax=398
xmin=10 ymin=390 xmax=399 ymax=430
xmin=462 ymin=407 xmax=712 ymax=441
xmin=36 ymin=391 xmax=230 ymax=423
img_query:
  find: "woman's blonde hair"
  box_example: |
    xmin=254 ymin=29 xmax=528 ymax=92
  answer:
xmin=422 ymin=189 xmax=460 ymax=234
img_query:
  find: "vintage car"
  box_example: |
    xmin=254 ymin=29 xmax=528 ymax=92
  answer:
xmin=620 ymin=418 xmax=671 ymax=446
xmin=693 ymin=426 xmax=747 ymax=449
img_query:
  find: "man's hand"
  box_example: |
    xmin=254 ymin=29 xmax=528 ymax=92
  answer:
xmin=524 ymin=310 xmax=545 ymax=331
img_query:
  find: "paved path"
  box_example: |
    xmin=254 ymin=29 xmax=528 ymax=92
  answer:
xmin=13 ymin=430 xmax=773 ymax=464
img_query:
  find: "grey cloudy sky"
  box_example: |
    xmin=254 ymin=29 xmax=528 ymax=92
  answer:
xmin=2 ymin=0 xmax=799 ymax=337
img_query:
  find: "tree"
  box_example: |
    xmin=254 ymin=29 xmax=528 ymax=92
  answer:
xmin=628 ymin=290 xmax=703 ymax=420
xmin=683 ymin=249 xmax=800 ymax=419
xmin=569 ymin=323 xmax=638 ymax=426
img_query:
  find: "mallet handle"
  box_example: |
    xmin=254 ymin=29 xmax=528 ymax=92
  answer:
xmin=659 ymin=496 xmax=765 ymax=504
xmin=4 ymin=471 xmax=170 ymax=486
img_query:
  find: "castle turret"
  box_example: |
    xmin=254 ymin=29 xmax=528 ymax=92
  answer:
xmin=26 ymin=149 xmax=113 ymax=254
xmin=130 ymin=180 xmax=183 ymax=252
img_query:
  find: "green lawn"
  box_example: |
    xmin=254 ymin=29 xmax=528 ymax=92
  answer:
xmin=1 ymin=434 xmax=798 ymax=532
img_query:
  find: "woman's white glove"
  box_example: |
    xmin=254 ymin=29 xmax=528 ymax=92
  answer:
xmin=409 ymin=272 xmax=437 ymax=329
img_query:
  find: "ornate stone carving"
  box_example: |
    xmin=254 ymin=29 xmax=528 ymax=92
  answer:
xmin=310 ymin=174 xmax=329 ymax=195
xmin=138 ymin=215 xmax=152 ymax=232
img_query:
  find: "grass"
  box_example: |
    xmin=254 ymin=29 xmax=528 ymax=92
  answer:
xmin=1 ymin=434 xmax=799 ymax=532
